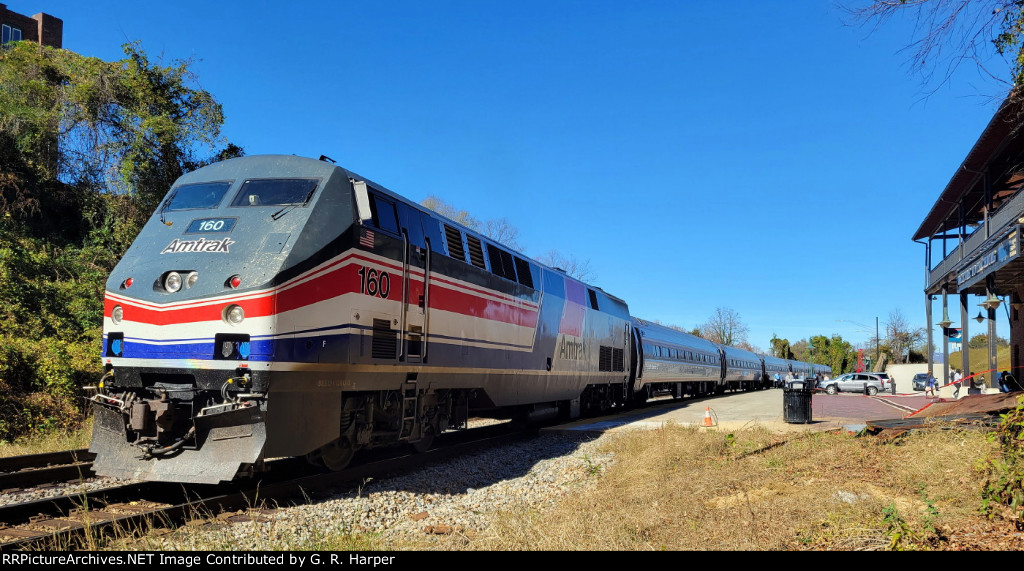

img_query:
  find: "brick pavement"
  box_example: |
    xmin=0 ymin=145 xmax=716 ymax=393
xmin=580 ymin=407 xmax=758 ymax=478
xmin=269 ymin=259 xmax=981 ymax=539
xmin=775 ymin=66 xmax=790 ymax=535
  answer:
xmin=812 ymin=392 xmax=935 ymax=423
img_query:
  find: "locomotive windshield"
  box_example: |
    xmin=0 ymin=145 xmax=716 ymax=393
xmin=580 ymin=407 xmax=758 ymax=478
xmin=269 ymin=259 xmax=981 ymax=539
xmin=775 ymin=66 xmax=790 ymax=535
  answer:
xmin=165 ymin=181 xmax=232 ymax=211
xmin=229 ymin=178 xmax=320 ymax=207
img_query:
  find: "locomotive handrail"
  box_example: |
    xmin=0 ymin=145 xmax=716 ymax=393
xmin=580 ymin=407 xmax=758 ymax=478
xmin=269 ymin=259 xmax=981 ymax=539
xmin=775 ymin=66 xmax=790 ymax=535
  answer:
xmin=399 ymin=228 xmax=409 ymax=360
xmin=423 ymin=237 xmax=432 ymax=362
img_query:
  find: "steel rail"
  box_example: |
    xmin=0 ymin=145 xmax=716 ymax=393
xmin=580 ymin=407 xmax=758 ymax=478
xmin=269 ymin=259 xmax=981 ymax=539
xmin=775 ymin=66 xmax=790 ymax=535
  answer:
xmin=0 ymin=423 xmax=528 ymax=550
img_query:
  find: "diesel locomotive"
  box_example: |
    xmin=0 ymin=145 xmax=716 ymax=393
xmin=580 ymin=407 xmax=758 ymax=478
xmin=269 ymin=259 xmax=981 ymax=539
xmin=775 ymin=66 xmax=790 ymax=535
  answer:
xmin=88 ymin=155 xmax=827 ymax=484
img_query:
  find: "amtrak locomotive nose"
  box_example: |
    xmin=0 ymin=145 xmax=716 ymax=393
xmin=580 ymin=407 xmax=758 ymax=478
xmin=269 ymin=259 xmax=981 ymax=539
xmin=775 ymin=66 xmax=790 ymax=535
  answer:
xmin=91 ymin=156 xmax=353 ymax=482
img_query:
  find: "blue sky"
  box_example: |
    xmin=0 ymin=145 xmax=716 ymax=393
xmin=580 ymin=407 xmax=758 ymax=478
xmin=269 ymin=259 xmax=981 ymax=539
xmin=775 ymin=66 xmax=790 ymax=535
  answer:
xmin=24 ymin=0 xmax=1015 ymax=354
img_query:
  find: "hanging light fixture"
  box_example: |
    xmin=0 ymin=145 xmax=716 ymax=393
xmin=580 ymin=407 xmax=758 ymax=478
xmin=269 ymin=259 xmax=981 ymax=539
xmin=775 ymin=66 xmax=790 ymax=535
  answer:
xmin=980 ymin=291 xmax=1002 ymax=310
xmin=937 ymin=306 xmax=953 ymax=329
xmin=975 ymin=311 xmax=986 ymax=324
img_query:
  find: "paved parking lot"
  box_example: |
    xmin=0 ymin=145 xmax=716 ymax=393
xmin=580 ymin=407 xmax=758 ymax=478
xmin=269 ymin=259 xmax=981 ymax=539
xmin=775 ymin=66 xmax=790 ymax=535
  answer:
xmin=545 ymin=388 xmax=941 ymax=435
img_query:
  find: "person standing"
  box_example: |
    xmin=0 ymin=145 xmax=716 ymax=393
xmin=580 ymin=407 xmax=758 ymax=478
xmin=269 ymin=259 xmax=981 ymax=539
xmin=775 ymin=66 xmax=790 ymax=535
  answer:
xmin=926 ymin=371 xmax=937 ymax=398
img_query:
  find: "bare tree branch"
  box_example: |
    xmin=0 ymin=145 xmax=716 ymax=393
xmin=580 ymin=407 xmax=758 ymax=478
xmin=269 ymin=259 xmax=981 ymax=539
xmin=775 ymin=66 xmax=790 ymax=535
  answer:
xmin=845 ymin=0 xmax=1021 ymax=102
xmin=536 ymin=249 xmax=596 ymax=282
xmin=698 ymin=307 xmax=750 ymax=347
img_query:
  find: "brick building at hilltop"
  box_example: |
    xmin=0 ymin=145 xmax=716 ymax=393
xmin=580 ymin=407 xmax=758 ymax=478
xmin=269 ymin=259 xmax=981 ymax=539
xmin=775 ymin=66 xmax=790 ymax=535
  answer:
xmin=0 ymin=3 xmax=61 ymax=48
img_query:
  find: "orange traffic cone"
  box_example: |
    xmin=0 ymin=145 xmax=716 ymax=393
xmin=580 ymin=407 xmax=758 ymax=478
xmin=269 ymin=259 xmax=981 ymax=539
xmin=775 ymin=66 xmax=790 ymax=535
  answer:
xmin=703 ymin=406 xmax=715 ymax=427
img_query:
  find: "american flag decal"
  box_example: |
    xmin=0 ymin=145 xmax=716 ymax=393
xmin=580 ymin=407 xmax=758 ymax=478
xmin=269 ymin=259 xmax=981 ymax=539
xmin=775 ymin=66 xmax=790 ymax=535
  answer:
xmin=359 ymin=229 xmax=375 ymax=248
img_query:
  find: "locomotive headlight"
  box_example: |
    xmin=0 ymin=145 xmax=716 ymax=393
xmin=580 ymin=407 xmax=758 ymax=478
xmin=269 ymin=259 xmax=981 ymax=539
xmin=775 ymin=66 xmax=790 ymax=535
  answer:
xmin=164 ymin=271 xmax=182 ymax=293
xmin=111 ymin=305 xmax=123 ymax=324
xmin=186 ymin=271 xmax=199 ymax=289
xmin=224 ymin=304 xmax=245 ymax=325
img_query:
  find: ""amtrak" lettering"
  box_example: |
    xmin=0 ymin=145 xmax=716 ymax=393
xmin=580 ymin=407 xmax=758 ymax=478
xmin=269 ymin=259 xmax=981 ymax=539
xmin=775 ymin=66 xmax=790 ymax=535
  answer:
xmin=160 ymin=237 xmax=235 ymax=254
xmin=558 ymin=337 xmax=585 ymax=360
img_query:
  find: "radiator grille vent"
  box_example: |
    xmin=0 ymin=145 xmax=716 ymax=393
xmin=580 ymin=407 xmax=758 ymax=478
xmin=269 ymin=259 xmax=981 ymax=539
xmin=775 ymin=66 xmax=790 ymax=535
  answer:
xmin=372 ymin=318 xmax=397 ymax=359
xmin=466 ymin=235 xmax=486 ymax=269
xmin=599 ymin=346 xmax=625 ymax=372
xmin=444 ymin=224 xmax=465 ymax=262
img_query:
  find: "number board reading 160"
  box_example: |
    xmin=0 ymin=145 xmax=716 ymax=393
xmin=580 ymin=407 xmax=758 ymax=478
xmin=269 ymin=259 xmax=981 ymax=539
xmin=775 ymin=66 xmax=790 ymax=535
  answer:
xmin=186 ymin=218 xmax=237 ymax=234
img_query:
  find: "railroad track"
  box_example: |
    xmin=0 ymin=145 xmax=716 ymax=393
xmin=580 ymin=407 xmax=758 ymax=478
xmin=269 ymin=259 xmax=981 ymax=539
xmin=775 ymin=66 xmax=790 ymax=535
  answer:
xmin=0 ymin=389 xmax=751 ymax=549
xmin=0 ymin=449 xmax=96 ymax=491
xmin=0 ymin=423 xmax=531 ymax=550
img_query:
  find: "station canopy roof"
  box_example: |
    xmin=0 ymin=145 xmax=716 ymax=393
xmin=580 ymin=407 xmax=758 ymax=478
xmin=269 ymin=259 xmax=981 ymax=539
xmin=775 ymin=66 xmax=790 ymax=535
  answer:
xmin=913 ymin=96 xmax=1024 ymax=242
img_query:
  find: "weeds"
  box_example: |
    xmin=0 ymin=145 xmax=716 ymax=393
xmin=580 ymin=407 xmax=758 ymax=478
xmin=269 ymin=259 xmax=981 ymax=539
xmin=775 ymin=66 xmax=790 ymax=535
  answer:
xmin=980 ymin=396 xmax=1024 ymax=527
xmin=0 ymin=415 xmax=91 ymax=457
xmin=882 ymin=488 xmax=941 ymax=552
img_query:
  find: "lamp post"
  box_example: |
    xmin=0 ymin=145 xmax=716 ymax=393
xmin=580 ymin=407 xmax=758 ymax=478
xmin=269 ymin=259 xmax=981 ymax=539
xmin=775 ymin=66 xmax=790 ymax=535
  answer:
xmin=808 ymin=341 xmax=814 ymax=385
xmin=938 ymin=294 xmax=953 ymax=393
xmin=875 ymin=317 xmax=880 ymax=369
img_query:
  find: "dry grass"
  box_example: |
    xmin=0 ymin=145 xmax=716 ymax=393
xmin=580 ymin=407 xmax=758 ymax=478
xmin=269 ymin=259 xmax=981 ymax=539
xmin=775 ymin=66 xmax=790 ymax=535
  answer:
xmin=423 ymin=424 xmax=999 ymax=551
xmin=0 ymin=416 xmax=91 ymax=457
xmin=25 ymin=418 xmax=1009 ymax=551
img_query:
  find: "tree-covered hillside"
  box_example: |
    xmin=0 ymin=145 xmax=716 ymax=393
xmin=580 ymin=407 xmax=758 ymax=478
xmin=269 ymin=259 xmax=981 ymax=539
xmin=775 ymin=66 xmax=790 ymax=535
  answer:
xmin=0 ymin=41 xmax=240 ymax=440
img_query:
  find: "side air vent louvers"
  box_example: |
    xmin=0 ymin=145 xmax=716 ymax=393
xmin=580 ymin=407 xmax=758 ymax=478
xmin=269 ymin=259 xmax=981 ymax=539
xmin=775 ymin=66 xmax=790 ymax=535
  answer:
xmin=372 ymin=318 xmax=397 ymax=359
xmin=466 ymin=235 xmax=486 ymax=269
xmin=612 ymin=348 xmax=624 ymax=372
xmin=599 ymin=346 xmax=613 ymax=372
xmin=444 ymin=224 xmax=466 ymax=262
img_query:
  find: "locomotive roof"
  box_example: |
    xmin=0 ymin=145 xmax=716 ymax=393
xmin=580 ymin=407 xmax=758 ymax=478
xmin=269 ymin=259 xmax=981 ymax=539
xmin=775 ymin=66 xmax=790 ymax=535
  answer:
xmin=195 ymin=155 xmax=627 ymax=304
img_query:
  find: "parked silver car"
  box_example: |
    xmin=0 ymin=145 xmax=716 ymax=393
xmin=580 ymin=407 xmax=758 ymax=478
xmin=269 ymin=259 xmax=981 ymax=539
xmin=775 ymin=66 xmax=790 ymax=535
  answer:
xmin=819 ymin=373 xmax=886 ymax=396
xmin=870 ymin=372 xmax=893 ymax=387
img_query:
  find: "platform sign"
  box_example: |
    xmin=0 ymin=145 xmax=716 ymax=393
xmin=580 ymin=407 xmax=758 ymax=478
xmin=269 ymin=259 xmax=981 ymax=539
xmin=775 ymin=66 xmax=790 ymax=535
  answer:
xmin=945 ymin=327 xmax=962 ymax=342
xmin=957 ymin=229 xmax=1018 ymax=290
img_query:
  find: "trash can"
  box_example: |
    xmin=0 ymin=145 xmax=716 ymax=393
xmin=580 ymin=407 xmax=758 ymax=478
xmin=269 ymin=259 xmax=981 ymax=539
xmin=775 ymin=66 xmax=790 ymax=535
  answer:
xmin=783 ymin=382 xmax=813 ymax=424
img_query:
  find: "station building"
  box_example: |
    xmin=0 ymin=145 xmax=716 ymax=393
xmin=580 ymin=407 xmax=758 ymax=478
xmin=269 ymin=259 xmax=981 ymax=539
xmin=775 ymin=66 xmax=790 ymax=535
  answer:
xmin=0 ymin=3 xmax=61 ymax=48
xmin=915 ymin=95 xmax=1024 ymax=386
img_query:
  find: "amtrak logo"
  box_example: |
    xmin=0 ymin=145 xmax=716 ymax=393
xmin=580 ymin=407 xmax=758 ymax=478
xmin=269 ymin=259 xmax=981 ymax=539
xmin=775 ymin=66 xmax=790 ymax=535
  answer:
xmin=160 ymin=237 xmax=235 ymax=254
xmin=558 ymin=336 xmax=586 ymax=361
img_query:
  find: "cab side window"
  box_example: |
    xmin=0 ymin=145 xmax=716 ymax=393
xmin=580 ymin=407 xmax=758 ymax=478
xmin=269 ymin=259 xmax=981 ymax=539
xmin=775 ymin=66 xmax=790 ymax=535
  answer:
xmin=368 ymin=193 xmax=399 ymax=234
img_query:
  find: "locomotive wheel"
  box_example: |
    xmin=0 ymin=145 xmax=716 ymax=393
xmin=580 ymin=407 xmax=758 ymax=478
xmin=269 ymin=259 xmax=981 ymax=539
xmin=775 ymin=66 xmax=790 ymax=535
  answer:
xmin=412 ymin=414 xmax=446 ymax=453
xmin=308 ymin=437 xmax=355 ymax=471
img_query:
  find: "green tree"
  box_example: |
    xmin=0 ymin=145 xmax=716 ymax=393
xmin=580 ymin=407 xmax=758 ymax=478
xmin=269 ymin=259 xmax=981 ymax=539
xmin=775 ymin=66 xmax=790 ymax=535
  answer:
xmin=769 ymin=334 xmax=793 ymax=359
xmin=968 ymin=333 xmax=1010 ymax=349
xmin=0 ymin=41 xmax=238 ymax=440
xmin=809 ymin=334 xmax=858 ymax=375
xmin=0 ymin=42 xmax=238 ymax=215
